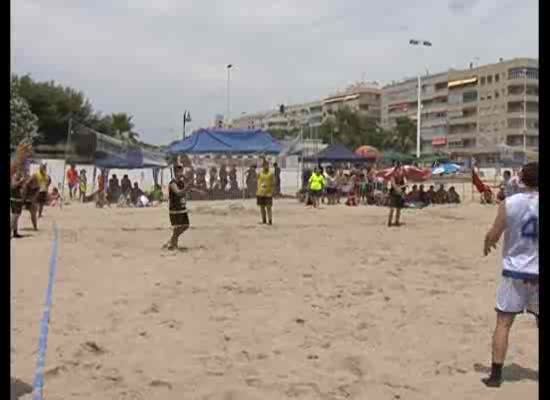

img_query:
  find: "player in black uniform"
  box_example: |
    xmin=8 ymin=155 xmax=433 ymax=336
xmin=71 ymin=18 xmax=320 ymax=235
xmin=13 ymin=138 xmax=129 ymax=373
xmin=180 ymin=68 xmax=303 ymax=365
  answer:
xmin=388 ymin=162 xmax=407 ymax=227
xmin=10 ymin=171 xmax=26 ymax=238
xmin=164 ymin=163 xmax=203 ymax=250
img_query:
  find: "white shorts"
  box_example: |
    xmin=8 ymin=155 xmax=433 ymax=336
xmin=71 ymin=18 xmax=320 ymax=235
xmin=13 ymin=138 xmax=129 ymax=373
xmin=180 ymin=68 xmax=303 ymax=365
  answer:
xmin=496 ymin=277 xmax=539 ymax=316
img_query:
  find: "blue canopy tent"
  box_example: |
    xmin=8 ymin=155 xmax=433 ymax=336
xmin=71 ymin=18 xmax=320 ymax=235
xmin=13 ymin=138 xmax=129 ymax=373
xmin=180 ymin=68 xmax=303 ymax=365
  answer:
xmin=302 ymin=143 xmax=366 ymax=163
xmin=167 ymin=128 xmax=282 ymax=155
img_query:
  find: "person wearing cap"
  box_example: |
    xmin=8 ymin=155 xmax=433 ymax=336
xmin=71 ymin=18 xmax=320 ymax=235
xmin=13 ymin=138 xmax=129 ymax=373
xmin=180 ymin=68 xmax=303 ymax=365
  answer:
xmin=35 ymin=162 xmax=52 ymax=218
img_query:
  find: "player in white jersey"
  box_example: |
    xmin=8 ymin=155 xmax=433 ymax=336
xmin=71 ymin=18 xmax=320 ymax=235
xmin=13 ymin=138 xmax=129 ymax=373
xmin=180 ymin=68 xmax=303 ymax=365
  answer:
xmin=482 ymin=162 xmax=538 ymax=388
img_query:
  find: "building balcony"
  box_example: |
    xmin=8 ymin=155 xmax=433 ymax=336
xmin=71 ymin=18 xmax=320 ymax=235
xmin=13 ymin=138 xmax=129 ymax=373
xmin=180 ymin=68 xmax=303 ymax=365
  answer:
xmin=506 ymin=111 xmax=539 ymax=119
xmin=449 ymin=116 xmax=478 ymax=125
xmin=506 ymin=94 xmax=538 ymax=102
xmin=421 ymin=118 xmax=447 ymax=127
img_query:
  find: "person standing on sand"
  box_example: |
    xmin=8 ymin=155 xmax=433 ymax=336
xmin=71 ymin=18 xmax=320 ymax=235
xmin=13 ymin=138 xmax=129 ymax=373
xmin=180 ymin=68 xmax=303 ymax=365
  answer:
xmin=481 ymin=162 xmax=538 ymax=388
xmin=308 ymin=167 xmax=325 ymax=209
xmin=164 ymin=163 xmax=204 ymax=250
xmin=66 ymin=164 xmax=79 ymax=200
xmin=35 ymin=162 xmax=52 ymax=218
xmin=23 ymin=171 xmax=40 ymax=231
xmin=387 ymin=162 xmax=406 ymax=227
xmin=274 ymin=162 xmax=281 ymax=196
xmin=256 ymin=159 xmax=275 ymax=225
xmin=10 ymin=170 xmax=27 ymax=238
xmin=96 ymin=170 xmax=106 ymax=208
xmin=79 ymin=169 xmax=88 ymax=202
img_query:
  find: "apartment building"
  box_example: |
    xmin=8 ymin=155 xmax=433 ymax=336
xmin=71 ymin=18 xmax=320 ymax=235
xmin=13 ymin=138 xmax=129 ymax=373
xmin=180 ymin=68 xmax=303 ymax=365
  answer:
xmin=381 ymin=57 xmax=539 ymax=164
xmin=232 ymin=81 xmax=382 ymax=133
xmin=382 ymin=72 xmax=449 ymax=153
xmin=322 ymin=81 xmax=382 ymax=122
xmin=232 ymin=100 xmax=323 ymax=132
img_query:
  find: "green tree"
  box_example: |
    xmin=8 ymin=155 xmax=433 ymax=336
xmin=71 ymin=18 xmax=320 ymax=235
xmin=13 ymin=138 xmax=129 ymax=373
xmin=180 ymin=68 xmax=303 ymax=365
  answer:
xmin=319 ymin=106 xmax=387 ymax=150
xmin=384 ymin=117 xmax=417 ymax=154
xmin=12 ymin=74 xmax=148 ymax=146
xmin=111 ymin=113 xmax=135 ymax=136
xmin=10 ymin=77 xmax=39 ymax=147
xmin=15 ymin=74 xmax=96 ymax=144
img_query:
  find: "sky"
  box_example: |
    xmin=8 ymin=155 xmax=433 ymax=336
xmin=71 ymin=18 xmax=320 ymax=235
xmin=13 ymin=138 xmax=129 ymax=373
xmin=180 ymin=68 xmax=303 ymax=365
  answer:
xmin=12 ymin=0 xmax=538 ymax=145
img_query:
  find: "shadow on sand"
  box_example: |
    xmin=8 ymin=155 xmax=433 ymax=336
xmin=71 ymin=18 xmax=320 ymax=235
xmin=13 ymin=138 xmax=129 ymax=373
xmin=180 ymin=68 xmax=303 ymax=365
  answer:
xmin=11 ymin=378 xmax=32 ymax=400
xmin=474 ymin=362 xmax=538 ymax=383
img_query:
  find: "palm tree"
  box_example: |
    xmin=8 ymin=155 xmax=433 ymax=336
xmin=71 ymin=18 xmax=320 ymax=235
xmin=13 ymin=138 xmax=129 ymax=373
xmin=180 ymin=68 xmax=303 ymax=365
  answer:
xmin=111 ymin=113 xmax=134 ymax=137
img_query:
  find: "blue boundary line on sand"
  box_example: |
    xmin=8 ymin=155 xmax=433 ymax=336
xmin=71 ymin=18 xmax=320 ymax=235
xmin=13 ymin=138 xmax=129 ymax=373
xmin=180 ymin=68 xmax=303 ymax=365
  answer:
xmin=32 ymin=223 xmax=59 ymax=400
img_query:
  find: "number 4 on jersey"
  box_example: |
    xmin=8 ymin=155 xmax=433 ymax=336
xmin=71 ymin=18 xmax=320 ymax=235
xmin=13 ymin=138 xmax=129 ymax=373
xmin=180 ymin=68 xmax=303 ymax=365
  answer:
xmin=521 ymin=217 xmax=538 ymax=240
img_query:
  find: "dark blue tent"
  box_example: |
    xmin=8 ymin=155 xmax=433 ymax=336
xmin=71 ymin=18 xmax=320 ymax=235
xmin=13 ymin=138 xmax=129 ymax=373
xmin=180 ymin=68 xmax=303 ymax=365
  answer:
xmin=303 ymin=143 xmax=366 ymax=163
xmin=167 ymin=128 xmax=282 ymax=155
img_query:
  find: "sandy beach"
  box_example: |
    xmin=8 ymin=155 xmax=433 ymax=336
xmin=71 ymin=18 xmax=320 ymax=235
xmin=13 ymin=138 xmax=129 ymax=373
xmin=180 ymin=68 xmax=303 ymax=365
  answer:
xmin=11 ymin=198 xmax=538 ymax=400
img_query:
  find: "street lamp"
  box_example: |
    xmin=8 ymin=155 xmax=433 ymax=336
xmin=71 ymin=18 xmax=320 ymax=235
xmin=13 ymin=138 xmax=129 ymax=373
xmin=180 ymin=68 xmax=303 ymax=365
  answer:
xmin=226 ymin=64 xmax=233 ymax=127
xmin=409 ymin=39 xmax=432 ymax=159
xmin=182 ymin=110 xmax=191 ymax=139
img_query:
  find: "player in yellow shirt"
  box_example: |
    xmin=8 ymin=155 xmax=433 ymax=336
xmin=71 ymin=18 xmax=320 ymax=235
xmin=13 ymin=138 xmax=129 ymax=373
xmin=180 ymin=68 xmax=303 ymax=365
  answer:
xmin=256 ymin=159 xmax=275 ymax=225
xmin=308 ymin=167 xmax=325 ymax=209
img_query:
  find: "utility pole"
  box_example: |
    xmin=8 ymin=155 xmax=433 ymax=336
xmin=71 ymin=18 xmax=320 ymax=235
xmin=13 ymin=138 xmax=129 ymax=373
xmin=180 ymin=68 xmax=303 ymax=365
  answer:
xmin=226 ymin=64 xmax=233 ymax=127
xmin=409 ymin=39 xmax=432 ymax=158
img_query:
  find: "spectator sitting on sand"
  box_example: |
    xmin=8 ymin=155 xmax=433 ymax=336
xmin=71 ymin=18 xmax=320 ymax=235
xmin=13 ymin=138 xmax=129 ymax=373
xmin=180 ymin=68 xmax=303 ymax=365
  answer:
xmin=48 ymin=187 xmax=62 ymax=207
xmin=107 ymin=174 xmax=121 ymax=204
xmin=148 ymin=184 xmax=164 ymax=203
xmin=130 ymin=182 xmax=144 ymax=206
xmin=426 ymin=185 xmax=436 ymax=205
xmin=448 ymin=186 xmax=461 ymax=204
xmin=406 ymin=185 xmax=420 ymax=203
xmin=434 ymin=184 xmax=448 ymax=204
xmin=418 ymin=184 xmax=427 ymax=205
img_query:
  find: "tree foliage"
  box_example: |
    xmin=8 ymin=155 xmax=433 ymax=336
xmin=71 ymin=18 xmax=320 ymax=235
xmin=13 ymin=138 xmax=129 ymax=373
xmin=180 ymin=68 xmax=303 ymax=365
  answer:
xmin=10 ymin=76 xmax=39 ymax=147
xmin=12 ymin=74 xmax=144 ymax=146
xmin=318 ymin=107 xmax=417 ymax=154
xmin=384 ymin=117 xmax=417 ymax=154
xmin=318 ymin=107 xmax=387 ymax=150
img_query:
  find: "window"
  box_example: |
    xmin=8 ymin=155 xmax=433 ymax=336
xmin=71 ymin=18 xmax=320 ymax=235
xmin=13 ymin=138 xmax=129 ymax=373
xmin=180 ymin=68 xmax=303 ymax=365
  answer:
xmin=480 ymin=76 xmax=486 ymax=85
xmin=463 ymin=91 xmax=478 ymax=103
xmin=495 ymin=91 xmax=500 ymax=99
xmin=448 ymin=93 xmax=462 ymax=105
xmin=495 ymin=74 xmax=500 ymax=83
xmin=487 ymin=75 xmax=493 ymax=84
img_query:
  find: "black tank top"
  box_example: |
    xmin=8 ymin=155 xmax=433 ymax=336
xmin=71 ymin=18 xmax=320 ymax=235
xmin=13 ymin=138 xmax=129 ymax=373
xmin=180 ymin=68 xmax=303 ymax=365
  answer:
xmin=169 ymin=179 xmax=187 ymax=212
